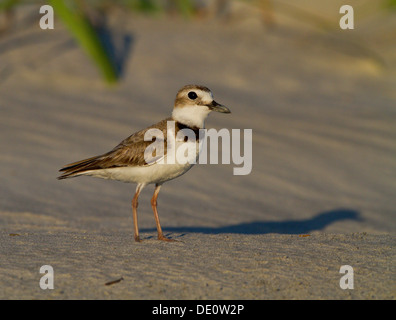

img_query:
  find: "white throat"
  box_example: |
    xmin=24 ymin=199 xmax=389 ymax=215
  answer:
xmin=172 ymin=105 xmax=210 ymax=128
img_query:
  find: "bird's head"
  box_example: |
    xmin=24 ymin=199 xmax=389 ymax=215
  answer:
xmin=172 ymin=85 xmax=230 ymax=129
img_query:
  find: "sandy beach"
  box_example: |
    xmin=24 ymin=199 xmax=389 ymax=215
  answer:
xmin=0 ymin=1 xmax=395 ymax=299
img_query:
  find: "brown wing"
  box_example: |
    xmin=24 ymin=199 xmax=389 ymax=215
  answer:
xmin=57 ymin=118 xmax=171 ymax=180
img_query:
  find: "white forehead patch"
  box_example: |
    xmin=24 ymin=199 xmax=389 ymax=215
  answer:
xmin=200 ymin=90 xmax=213 ymax=103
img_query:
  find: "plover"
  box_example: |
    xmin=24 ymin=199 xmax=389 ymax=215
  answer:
xmin=58 ymin=85 xmax=230 ymax=242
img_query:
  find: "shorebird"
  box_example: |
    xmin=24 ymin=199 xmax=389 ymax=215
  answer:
xmin=58 ymin=85 xmax=230 ymax=242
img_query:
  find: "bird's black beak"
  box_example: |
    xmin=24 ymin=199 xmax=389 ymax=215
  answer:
xmin=206 ymin=100 xmax=231 ymax=113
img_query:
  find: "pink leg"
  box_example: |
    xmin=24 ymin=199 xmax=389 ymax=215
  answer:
xmin=132 ymin=184 xmax=144 ymax=242
xmin=151 ymin=184 xmax=176 ymax=241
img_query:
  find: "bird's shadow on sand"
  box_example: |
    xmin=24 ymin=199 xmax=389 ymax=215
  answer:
xmin=141 ymin=208 xmax=362 ymax=236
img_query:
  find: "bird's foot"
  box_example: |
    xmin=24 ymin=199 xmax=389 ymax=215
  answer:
xmin=158 ymin=234 xmax=178 ymax=242
xmin=134 ymin=235 xmax=142 ymax=242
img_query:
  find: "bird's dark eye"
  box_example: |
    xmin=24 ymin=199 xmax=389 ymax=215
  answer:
xmin=188 ymin=91 xmax=198 ymax=100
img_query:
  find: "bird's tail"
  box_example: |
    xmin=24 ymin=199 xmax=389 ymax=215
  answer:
xmin=57 ymin=156 xmax=102 ymax=180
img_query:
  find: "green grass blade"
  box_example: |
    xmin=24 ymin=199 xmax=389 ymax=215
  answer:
xmin=384 ymin=0 xmax=396 ymax=10
xmin=0 ymin=0 xmax=21 ymax=11
xmin=174 ymin=0 xmax=194 ymax=17
xmin=48 ymin=0 xmax=118 ymax=84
